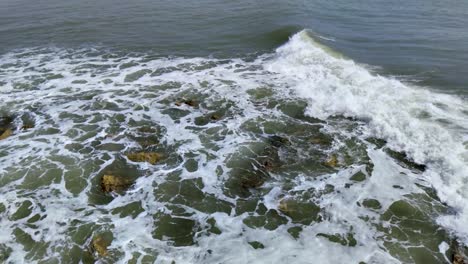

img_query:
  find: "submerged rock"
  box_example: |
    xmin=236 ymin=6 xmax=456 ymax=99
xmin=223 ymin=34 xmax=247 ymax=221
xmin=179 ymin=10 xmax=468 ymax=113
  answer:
xmin=0 ymin=128 xmax=12 ymax=140
xmin=248 ymin=241 xmax=265 ymax=249
xmin=20 ymin=124 xmax=34 ymax=130
xmin=268 ymin=135 xmax=290 ymax=148
xmin=309 ymin=134 xmax=333 ymax=146
xmin=278 ymin=199 xmax=321 ymax=225
xmin=350 ymin=171 xmax=367 ymax=182
xmin=316 ymin=232 xmax=357 ymax=247
xmin=324 ymin=154 xmax=338 ymax=167
xmin=126 ymin=152 xmax=163 ymax=165
xmin=0 ymin=116 xmax=14 ymax=140
xmin=91 ymin=235 xmax=110 ymax=257
xmin=454 ymin=253 xmax=466 ymax=264
xmin=385 ymin=148 xmax=426 ymax=171
xmin=452 ymin=240 xmax=467 ymax=264
xmin=152 ymin=214 xmax=197 ymax=247
xmin=175 ymin=99 xmax=198 ymax=107
xmin=240 ymin=174 xmax=265 ymax=189
xmin=361 ymin=199 xmax=382 ymax=210
xmin=101 ymin=174 xmax=131 ymax=193
xmin=210 ymin=114 xmax=221 ymax=121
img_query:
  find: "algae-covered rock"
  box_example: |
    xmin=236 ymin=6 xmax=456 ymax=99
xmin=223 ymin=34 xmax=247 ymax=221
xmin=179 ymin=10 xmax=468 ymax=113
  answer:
xmin=175 ymin=99 xmax=198 ymax=108
xmin=248 ymin=241 xmax=265 ymax=249
xmin=453 ymin=252 xmax=466 ymax=264
xmin=361 ymin=199 xmax=382 ymax=210
xmin=385 ymin=148 xmax=426 ymax=171
xmin=101 ymin=174 xmax=131 ymax=193
xmin=126 ymin=152 xmax=163 ymax=165
xmin=240 ymin=174 xmax=265 ymax=189
xmin=278 ymin=199 xmax=321 ymax=225
xmin=152 ymin=214 xmax=197 ymax=247
xmin=210 ymin=114 xmax=221 ymax=121
xmin=91 ymin=235 xmax=111 ymax=257
xmin=10 ymin=200 xmax=33 ymax=220
xmin=0 ymin=116 xmax=14 ymax=140
xmin=243 ymin=209 xmax=288 ymax=231
xmin=287 ymin=226 xmax=303 ymax=239
xmin=268 ymin=135 xmax=290 ymax=148
xmin=350 ymin=171 xmax=367 ymax=182
xmin=317 ymin=232 xmax=357 ymax=247
xmin=0 ymin=128 xmax=12 ymax=140
xmin=21 ymin=124 xmax=34 ymax=130
xmin=324 ymin=154 xmax=338 ymax=167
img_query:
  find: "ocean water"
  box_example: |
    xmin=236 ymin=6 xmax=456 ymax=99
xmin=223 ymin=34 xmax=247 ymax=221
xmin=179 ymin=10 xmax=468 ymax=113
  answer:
xmin=0 ymin=1 xmax=467 ymax=263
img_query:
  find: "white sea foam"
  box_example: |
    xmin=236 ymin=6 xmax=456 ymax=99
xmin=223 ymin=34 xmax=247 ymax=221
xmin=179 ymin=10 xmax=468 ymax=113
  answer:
xmin=267 ymin=30 xmax=468 ymax=243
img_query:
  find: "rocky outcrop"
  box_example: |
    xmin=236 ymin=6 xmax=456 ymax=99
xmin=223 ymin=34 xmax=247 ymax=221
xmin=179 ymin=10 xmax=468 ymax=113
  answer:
xmin=175 ymin=99 xmax=198 ymax=107
xmin=0 ymin=128 xmax=12 ymax=140
xmin=91 ymin=235 xmax=110 ymax=257
xmin=324 ymin=154 xmax=338 ymax=167
xmin=0 ymin=116 xmax=14 ymax=140
xmin=126 ymin=152 xmax=163 ymax=165
xmin=101 ymin=174 xmax=131 ymax=193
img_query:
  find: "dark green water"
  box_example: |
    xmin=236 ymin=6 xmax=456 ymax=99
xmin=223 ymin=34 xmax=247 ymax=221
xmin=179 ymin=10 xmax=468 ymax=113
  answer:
xmin=0 ymin=1 xmax=467 ymax=263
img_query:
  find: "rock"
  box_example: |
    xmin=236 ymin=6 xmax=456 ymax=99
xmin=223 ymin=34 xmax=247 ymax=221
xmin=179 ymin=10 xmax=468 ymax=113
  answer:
xmin=361 ymin=199 xmax=382 ymax=210
xmin=0 ymin=128 xmax=12 ymax=140
xmin=152 ymin=214 xmax=197 ymax=247
xmin=278 ymin=199 xmax=291 ymax=213
xmin=287 ymin=226 xmax=303 ymax=239
xmin=268 ymin=135 xmax=290 ymax=148
xmin=126 ymin=152 xmax=163 ymax=165
xmin=20 ymin=125 xmax=34 ymax=130
xmin=452 ymin=241 xmax=467 ymax=264
xmin=137 ymin=126 xmax=158 ymax=134
xmin=101 ymin=174 xmax=131 ymax=193
xmin=240 ymin=174 xmax=265 ymax=189
xmin=454 ymin=253 xmax=465 ymax=264
xmin=0 ymin=116 xmax=13 ymax=126
xmin=385 ymin=148 xmax=426 ymax=171
xmin=262 ymin=160 xmax=276 ymax=171
xmin=0 ymin=116 xmax=15 ymax=140
xmin=175 ymin=99 xmax=198 ymax=107
xmin=248 ymin=241 xmax=265 ymax=249
xmin=91 ymin=235 xmax=110 ymax=257
xmin=210 ymin=114 xmax=221 ymax=121
xmin=350 ymin=171 xmax=366 ymax=182
xmin=278 ymin=199 xmax=321 ymax=225
xmin=309 ymin=133 xmax=333 ymax=146
xmin=317 ymin=232 xmax=357 ymax=247
xmin=324 ymin=154 xmax=338 ymax=167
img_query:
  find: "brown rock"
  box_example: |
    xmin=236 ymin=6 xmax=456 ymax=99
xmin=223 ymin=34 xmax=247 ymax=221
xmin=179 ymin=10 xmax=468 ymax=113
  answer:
xmin=454 ymin=252 xmax=466 ymax=264
xmin=0 ymin=128 xmax=12 ymax=140
xmin=101 ymin=174 xmax=131 ymax=193
xmin=324 ymin=154 xmax=338 ymax=167
xmin=126 ymin=152 xmax=163 ymax=165
xmin=210 ymin=114 xmax=221 ymax=121
xmin=91 ymin=235 xmax=110 ymax=257
xmin=175 ymin=99 xmax=198 ymax=107
xmin=278 ymin=199 xmax=293 ymax=214
xmin=21 ymin=125 xmax=34 ymax=130
xmin=240 ymin=175 xmax=265 ymax=189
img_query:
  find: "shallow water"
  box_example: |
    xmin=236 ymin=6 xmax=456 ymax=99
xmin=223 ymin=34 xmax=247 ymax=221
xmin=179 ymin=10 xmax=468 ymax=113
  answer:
xmin=1 ymin=1 xmax=468 ymax=264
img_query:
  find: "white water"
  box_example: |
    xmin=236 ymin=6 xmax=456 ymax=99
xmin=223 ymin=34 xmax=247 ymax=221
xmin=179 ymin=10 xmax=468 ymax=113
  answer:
xmin=267 ymin=31 xmax=468 ymax=243
xmin=0 ymin=31 xmax=467 ymax=263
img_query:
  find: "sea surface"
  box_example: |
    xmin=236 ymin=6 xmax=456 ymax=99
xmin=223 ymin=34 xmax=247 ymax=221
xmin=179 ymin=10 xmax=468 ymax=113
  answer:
xmin=0 ymin=0 xmax=467 ymax=263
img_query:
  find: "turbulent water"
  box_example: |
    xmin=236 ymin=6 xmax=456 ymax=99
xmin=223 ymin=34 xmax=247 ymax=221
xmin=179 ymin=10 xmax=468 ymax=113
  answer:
xmin=0 ymin=30 xmax=467 ymax=263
